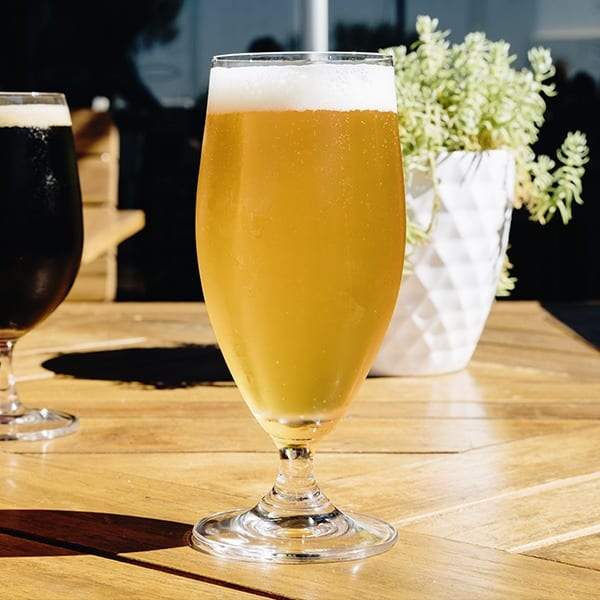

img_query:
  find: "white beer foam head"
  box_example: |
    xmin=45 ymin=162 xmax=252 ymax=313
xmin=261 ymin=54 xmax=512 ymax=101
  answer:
xmin=208 ymin=64 xmax=397 ymax=113
xmin=0 ymin=104 xmax=72 ymax=128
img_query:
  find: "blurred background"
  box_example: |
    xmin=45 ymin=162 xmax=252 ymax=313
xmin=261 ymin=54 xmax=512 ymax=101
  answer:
xmin=0 ymin=0 xmax=598 ymax=302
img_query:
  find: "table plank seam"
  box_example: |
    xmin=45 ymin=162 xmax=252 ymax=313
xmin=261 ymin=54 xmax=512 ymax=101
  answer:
xmin=456 ymin=422 xmax=600 ymax=455
xmin=524 ymin=552 xmax=600 ymax=576
xmin=407 ymin=530 xmax=600 ymax=575
xmin=394 ymin=470 xmax=600 ymax=528
xmin=16 ymin=337 xmax=148 ymax=356
xmin=0 ymin=526 xmax=293 ymax=600
xmin=6 ymin=449 xmax=461 ymax=455
xmin=346 ymin=415 xmax=600 ymax=421
xmin=510 ymin=523 xmax=600 ymax=554
xmin=483 ymin=325 xmax=586 ymax=341
xmin=540 ymin=310 xmax=600 ymax=353
xmin=469 ymin=360 xmax=572 ymax=378
xmin=31 ymin=414 xmax=600 ymax=420
xmin=7 ymin=414 xmax=599 ymax=421
xmin=477 ymin=340 xmax=595 ymax=358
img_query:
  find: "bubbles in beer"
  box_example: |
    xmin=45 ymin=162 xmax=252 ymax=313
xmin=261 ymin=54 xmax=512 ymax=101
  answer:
xmin=0 ymin=104 xmax=81 ymax=339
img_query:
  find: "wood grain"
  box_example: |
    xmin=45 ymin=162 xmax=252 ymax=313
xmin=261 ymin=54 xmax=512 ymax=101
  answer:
xmin=5 ymin=415 xmax=590 ymax=454
xmin=71 ymin=110 xmax=146 ymax=301
xmin=32 ymin=451 xmax=432 ymax=493
xmin=72 ymin=109 xmax=119 ymax=157
xmin=529 ymin=534 xmax=600 ymax=571
xmin=67 ymin=252 xmax=117 ymax=302
xmin=68 ymin=207 xmax=144 ymax=301
xmin=0 ymin=533 xmax=259 ymax=599
xmin=81 ymin=207 xmax=145 ymax=265
xmin=126 ymin=532 xmax=600 ymax=600
xmin=77 ymin=154 xmax=119 ymax=205
xmin=330 ymin=425 xmax=600 ymax=522
xmin=2 ymin=450 xmax=600 ymax=600
xmin=1 ymin=301 xmax=600 ymax=598
xmin=72 ymin=109 xmax=119 ymax=207
xmin=404 ymin=472 xmax=600 ymax=552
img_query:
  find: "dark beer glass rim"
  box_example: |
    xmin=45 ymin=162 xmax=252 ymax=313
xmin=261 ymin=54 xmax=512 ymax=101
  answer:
xmin=212 ymin=52 xmax=392 ymax=68
xmin=0 ymin=92 xmax=66 ymax=104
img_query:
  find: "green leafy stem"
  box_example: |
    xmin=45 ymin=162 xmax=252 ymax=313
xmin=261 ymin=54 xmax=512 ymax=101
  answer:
xmin=381 ymin=16 xmax=590 ymax=295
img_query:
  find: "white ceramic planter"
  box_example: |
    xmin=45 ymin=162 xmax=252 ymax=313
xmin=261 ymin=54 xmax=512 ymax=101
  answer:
xmin=372 ymin=150 xmax=515 ymax=376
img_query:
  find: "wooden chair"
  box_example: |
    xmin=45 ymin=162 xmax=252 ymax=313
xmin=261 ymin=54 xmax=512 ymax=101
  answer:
xmin=67 ymin=109 xmax=145 ymax=301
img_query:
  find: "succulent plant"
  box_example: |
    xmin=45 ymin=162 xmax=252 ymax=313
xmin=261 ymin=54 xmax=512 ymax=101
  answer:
xmin=382 ymin=16 xmax=589 ymax=294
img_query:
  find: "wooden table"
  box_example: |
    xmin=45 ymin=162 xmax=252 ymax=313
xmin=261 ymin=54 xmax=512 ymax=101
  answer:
xmin=3 ymin=302 xmax=600 ymax=599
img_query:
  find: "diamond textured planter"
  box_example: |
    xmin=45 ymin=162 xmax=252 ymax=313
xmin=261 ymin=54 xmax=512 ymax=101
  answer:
xmin=372 ymin=150 xmax=515 ymax=376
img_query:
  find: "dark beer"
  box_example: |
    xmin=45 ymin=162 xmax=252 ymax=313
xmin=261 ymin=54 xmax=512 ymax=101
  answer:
xmin=0 ymin=108 xmax=83 ymax=341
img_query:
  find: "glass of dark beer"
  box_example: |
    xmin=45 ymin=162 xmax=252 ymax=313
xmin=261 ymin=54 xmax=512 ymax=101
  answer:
xmin=0 ymin=92 xmax=83 ymax=441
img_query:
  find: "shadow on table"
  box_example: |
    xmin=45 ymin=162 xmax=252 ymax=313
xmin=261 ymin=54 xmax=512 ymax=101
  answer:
xmin=41 ymin=344 xmax=233 ymax=389
xmin=0 ymin=509 xmax=190 ymax=557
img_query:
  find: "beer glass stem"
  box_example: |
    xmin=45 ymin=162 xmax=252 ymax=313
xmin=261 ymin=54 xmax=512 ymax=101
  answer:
xmin=256 ymin=446 xmax=335 ymax=518
xmin=0 ymin=340 xmax=22 ymax=415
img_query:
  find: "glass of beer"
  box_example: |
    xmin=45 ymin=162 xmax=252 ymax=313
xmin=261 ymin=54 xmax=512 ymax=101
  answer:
xmin=0 ymin=93 xmax=83 ymax=441
xmin=194 ymin=52 xmax=405 ymax=562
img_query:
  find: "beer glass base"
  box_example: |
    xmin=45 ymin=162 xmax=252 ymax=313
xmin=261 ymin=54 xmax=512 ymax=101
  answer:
xmin=0 ymin=408 xmax=78 ymax=441
xmin=191 ymin=507 xmax=397 ymax=563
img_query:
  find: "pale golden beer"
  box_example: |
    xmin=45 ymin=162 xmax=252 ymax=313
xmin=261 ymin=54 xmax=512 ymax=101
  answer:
xmin=197 ymin=70 xmax=405 ymax=447
xmin=192 ymin=54 xmax=405 ymax=564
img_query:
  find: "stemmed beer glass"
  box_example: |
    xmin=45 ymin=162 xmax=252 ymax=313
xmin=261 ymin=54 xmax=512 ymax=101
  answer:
xmin=0 ymin=93 xmax=83 ymax=441
xmin=194 ymin=52 xmax=405 ymax=562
